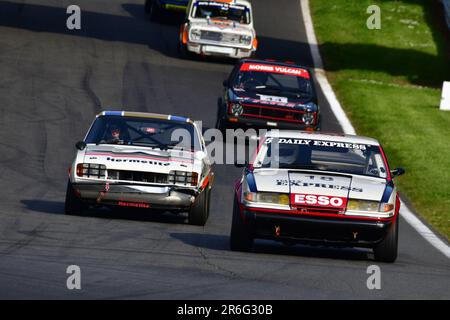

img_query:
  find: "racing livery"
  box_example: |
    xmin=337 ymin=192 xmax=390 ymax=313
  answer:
xmin=179 ymin=0 xmax=257 ymax=59
xmin=65 ymin=111 xmax=214 ymax=226
xmin=231 ymin=131 xmax=405 ymax=262
xmin=217 ymin=59 xmax=320 ymax=131
xmin=145 ymin=0 xmax=189 ymax=21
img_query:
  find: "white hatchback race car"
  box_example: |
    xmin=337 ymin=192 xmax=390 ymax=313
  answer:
xmin=65 ymin=111 xmax=214 ymax=226
xmin=231 ymin=131 xmax=405 ymax=262
xmin=179 ymin=0 xmax=257 ymax=59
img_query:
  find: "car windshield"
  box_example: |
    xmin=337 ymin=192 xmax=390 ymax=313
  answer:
xmin=85 ymin=115 xmax=201 ymax=151
xmin=234 ymin=63 xmax=312 ymax=97
xmin=193 ymin=1 xmax=250 ymax=24
xmin=254 ymin=137 xmax=388 ymax=178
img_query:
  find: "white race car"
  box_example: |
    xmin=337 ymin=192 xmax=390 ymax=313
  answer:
xmin=65 ymin=111 xmax=214 ymax=226
xmin=179 ymin=0 xmax=257 ymax=59
xmin=231 ymin=131 xmax=405 ymax=262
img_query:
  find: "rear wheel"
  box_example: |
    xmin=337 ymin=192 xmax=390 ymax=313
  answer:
xmin=188 ymin=188 xmax=209 ymax=226
xmin=230 ymin=197 xmax=253 ymax=251
xmin=64 ymin=181 xmax=86 ymax=215
xmin=373 ymin=216 xmax=399 ymax=262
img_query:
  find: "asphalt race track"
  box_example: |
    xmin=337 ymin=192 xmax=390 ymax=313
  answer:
xmin=0 ymin=0 xmax=449 ymax=299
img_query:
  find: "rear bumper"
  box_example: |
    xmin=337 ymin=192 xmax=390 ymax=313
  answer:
xmin=242 ymin=208 xmax=393 ymax=247
xmin=71 ymin=182 xmax=196 ymax=211
xmin=222 ymin=114 xmax=319 ymax=131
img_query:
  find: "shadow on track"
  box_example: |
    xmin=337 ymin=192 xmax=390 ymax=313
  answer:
xmin=21 ymin=199 xmax=187 ymax=224
xmin=1 ymin=0 xmax=446 ymax=82
xmin=171 ymin=232 xmax=373 ymax=262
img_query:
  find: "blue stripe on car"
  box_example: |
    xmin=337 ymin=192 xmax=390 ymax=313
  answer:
xmin=381 ymin=182 xmax=394 ymax=203
xmin=246 ymin=172 xmax=257 ymax=192
xmin=103 ymin=111 xmax=123 ymax=116
xmin=169 ymin=115 xmax=188 ymax=122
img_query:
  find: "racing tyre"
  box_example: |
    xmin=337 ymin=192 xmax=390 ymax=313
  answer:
xmin=373 ymin=215 xmax=398 ymax=262
xmin=230 ymin=197 xmax=253 ymax=251
xmin=64 ymin=181 xmax=86 ymax=215
xmin=146 ymin=0 xmax=161 ymax=21
xmin=144 ymin=0 xmax=151 ymax=13
xmin=189 ymin=188 xmax=209 ymax=226
xmin=215 ymin=98 xmax=227 ymax=135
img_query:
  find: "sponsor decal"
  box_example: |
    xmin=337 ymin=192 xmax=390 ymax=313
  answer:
xmin=106 ymin=157 xmax=170 ymax=166
xmin=258 ymin=95 xmax=288 ymax=103
xmin=265 ymin=138 xmax=367 ymax=150
xmin=291 ymin=193 xmax=347 ymax=209
xmin=197 ymin=1 xmax=247 ymax=11
xmin=240 ymin=63 xmax=310 ymax=79
xmin=276 ymin=179 xmax=363 ymax=193
xmin=117 ymin=201 xmax=150 ymax=209
xmin=85 ymin=152 xmax=193 ymax=164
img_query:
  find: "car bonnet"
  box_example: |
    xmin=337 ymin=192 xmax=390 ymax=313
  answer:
xmin=252 ymin=169 xmax=387 ymax=202
xmin=82 ymin=145 xmax=195 ymax=174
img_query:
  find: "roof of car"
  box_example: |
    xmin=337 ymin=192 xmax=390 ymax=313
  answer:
xmin=97 ymin=111 xmax=192 ymax=123
xmin=264 ymin=130 xmax=381 ymax=146
xmin=238 ymin=58 xmax=311 ymax=71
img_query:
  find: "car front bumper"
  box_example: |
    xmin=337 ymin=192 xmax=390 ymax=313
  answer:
xmin=241 ymin=208 xmax=393 ymax=247
xmin=71 ymin=182 xmax=196 ymax=211
xmin=222 ymin=114 xmax=319 ymax=131
xmin=187 ymin=42 xmax=254 ymax=59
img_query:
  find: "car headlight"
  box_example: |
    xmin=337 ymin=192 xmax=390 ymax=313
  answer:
xmin=347 ymin=199 xmax=394 ymax=212
xmin=302 ymin=112 xmax=315 ymax=125
xmin=169 ymin=171 xmax=198 ymax=186
xmin=239 ymin=35 xmax=252 ymax=45
xmin=229 ymin=102 xmax=243 ymax=116
xmin=76 ymin=163 xmax=106 ymax=178
xmin=244 ymin=192 xmax=290 ymax=206
xmin=190 ymin=29 xmax=201 ymax=41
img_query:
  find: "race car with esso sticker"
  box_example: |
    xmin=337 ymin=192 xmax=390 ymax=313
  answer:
xmin=216 ymin=59 xmax=320 ymax=132
xmin=231 ymin=131 xmax=405 ymax=262
xmin=65 ymin=111 xmax=214 ymax=226
xmin=145 ymin=0 xmax=189 ymax=21
xmin=178 ymin=0 xmax=257 ymax=59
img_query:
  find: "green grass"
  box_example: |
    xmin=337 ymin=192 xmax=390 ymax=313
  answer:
xmin=310 ymin=0 xmax=450 ymax=239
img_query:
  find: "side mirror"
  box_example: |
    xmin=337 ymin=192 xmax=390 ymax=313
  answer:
xmin=75 ymin=141 xmax=87 ymax=151
xmin=222 ymin=79 xmax=229 ymax=87
xmin=391 ymin=167 xmax=405 ymax=177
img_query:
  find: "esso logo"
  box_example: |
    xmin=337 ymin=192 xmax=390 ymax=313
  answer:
xmin=291 ymin=194 xmax=347 ymax=208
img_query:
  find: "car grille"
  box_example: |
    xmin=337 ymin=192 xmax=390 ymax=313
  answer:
xmin=107 ymin=170 xmax=168 ymax=184
xmin=200 ymin=31 xmax=240 ymax=44
xmin=241 ymin=103 xmax=306 ymax=123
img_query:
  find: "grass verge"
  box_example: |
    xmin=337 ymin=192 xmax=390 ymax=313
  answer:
xmin=310 ymin=0 xmax=450 ymax=239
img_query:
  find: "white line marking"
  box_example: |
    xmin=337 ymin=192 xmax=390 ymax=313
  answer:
xmin=300 ymin=0 xmax=450 ymax=259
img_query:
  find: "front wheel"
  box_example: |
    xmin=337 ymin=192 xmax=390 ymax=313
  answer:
xmin=64 ymin=181 xmax=86 ymax=215
xmin=230 ymin=197 xmax=253 ymax=251
xmin=373 ymin=216 xmax=399 ymax=262
xmin=188 ymin=188 xmax=210 ymax=226
xmin=144 ymin=0 xmax=151 ymax=13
